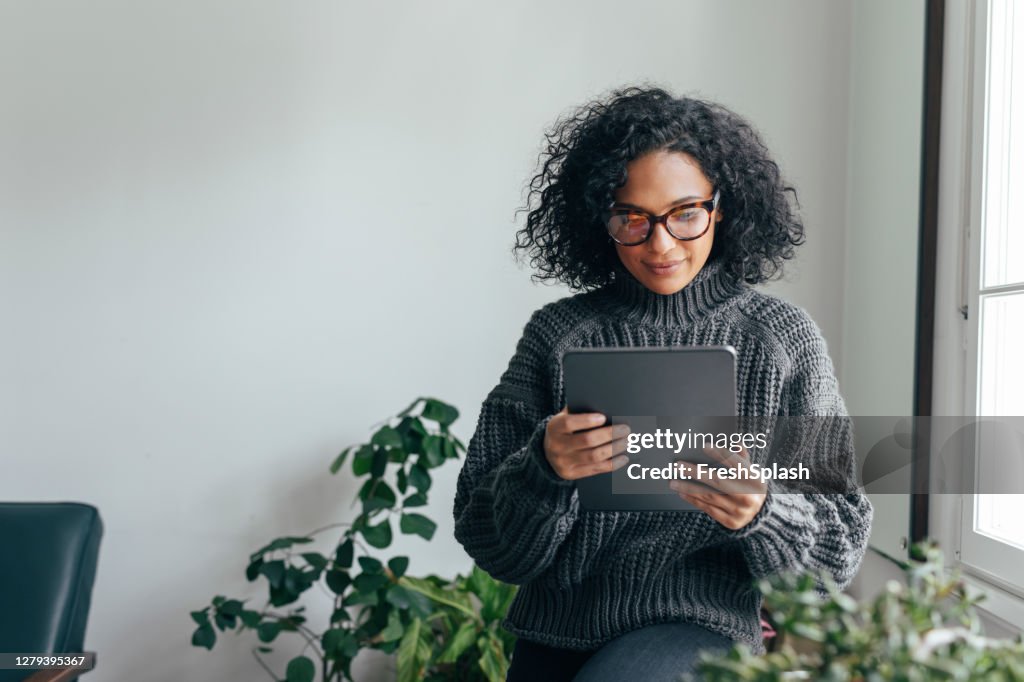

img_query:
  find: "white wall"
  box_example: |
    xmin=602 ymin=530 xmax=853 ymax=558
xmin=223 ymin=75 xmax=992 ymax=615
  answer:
xmin=2 ymin=1 xmax=873 ymax=680
xmin=842 ymin=0 xmax=924 ymax=419
xmin=841 ymin=0 xmax=925 ymax=584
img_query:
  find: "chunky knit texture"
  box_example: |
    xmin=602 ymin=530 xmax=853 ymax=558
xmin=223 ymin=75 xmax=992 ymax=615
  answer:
xmin=452 ymin=260 xmax=873 ymax=654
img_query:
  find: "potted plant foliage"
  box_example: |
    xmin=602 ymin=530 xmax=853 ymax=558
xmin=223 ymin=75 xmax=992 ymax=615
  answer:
xmin=189 ymin=397 xmax=516 ymax=682
xmin=694 ymin=542 xmax=1024 ymax=681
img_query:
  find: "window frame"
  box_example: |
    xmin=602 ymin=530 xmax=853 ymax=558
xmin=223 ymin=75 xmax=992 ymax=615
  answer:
xmin=934 ymin=0 xmax=1024 ymax=628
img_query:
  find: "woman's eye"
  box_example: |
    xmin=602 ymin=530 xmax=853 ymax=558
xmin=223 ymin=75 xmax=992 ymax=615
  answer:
xmin=672 ymin=209 xmax=701 ymax=222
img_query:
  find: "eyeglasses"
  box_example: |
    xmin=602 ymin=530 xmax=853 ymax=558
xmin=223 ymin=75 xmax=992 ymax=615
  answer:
xmin=605 ymin=189 xmax=721 ymax=246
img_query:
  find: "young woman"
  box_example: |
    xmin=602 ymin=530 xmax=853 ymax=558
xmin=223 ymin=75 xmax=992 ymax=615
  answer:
xmin=452 ymin=86 xmax=872 ymax=681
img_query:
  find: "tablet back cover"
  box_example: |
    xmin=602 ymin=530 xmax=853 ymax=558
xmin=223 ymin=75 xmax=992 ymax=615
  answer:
xmin=562 ymin=346 xmax=737 ymax=511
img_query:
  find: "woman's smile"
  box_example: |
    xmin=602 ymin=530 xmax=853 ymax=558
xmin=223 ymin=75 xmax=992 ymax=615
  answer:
xmin=642 ymin=258 xmax=687 ymax=276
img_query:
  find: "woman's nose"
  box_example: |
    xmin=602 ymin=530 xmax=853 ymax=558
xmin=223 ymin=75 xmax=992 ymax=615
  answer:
xmin=647 ymin=220 xmax=676 ymax=253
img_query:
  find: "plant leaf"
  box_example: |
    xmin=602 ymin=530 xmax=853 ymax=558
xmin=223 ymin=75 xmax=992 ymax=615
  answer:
xmin=396 ymin=416 xmax=427 ymax=455
xmin=252 ymin=536 xmax=313 ymax=558
xmin=400 ymin=576 xmax=476 ymax=619
xmin=396 ymin=397 xmax=423 ymax=419
xmin=400 ymin=513 xmax=437 ymax=541
xmin=372 ymin=425 xmax=403 ymax=448
xmin=259 ymin=560 xmax=286 ymax=588
xmin=385 ymin=583 xmax=413 ymax=610
xmin=285 ymin=655 xmax=315 ymax=682
xmin=469 ymin=566 xmax=514 ymax=623
xmin=396 ymin=618 xmax=421 ymax=682
xmin=246 ymin=557 xmax=263 ymax=581
xmin=371 ymin=447 xmax=389 ymax=477
xmin=437 ymin=620 xmax=478 ymax=664
xmin=422 ymin=435 xmax=445 ymax=468
xmin=335 ymin=539 xmax=354 ymax=568
xmin=477 ymin=632 xmax=508 ymax=682
xmin=422 ymin=398 xmax=459 ymax=427
xmin=362 ymin=480 xmax=397 ymax=512
xmin=257 ymin=621 xmax=283 ymax=643
xmin=342 ymin=589 xmax=378 ymax=607
xmin=388 ymin=556 xmax=410 ymax=578
xmin=322 ymin=627 xmax=344 ymax=654
xmin=330 ymin=446 xmax=354 ymax=474
xmin=408 ymin=464 xmax=431 ymax=492
xmin=362 ymin=518 xmax=393 ymax=548
xmin=352 ymin=445 xmax=374 ymax=476
xmin=213 ymin=610 xmax=236 ymax=630
xmin=240 ymin=610 xmax=261 ymax=628
xmin=397 ymin=617 xmax=433 ymax=682
xmin=353 ymin=572 xmax=390 ymax=592
xmin=191 ymin=624 xmax=216 ymax=650
xmin=302 ymin=552 xmax=328 ymax=572
xmin=325 ymin=569 xmax=351 ymax=596
xmin=323 ymin=627 xmax=357 ymax=657
xmin=380 ymin=608 xmax=405 ymax=643
xmin=269 ymin=584 xmax=300 ymax=607
xmin=403 ymin=491 xmax=428 ymax=508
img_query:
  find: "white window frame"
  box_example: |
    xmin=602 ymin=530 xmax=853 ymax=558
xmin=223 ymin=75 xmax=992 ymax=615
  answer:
xmin=933 ymin=0 xmax=1024 ymax=633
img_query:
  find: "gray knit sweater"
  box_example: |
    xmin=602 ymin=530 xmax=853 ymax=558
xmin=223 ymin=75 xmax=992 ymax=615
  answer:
xmin=452 ymin=259 xmax=873 ymax=654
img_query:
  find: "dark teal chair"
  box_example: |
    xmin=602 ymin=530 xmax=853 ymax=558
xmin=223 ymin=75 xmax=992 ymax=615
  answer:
xmin=0 ymin=503 xmax=102 ymax=682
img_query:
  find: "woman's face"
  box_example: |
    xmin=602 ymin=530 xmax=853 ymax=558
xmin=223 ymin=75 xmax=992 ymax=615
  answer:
xmin=612 ymin=150 xmax=722 ymax=295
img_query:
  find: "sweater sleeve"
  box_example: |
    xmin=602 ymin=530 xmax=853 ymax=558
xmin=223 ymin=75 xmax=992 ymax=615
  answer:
xmin=452 ymin=310 xmax=580 ymax=585
xmin=726 ymin=312 xmax=873 ymax=590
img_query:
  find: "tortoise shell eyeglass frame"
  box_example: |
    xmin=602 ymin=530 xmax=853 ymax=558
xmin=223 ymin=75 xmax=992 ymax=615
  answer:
xmin=605 ymin=189 xmax=721 ymax=246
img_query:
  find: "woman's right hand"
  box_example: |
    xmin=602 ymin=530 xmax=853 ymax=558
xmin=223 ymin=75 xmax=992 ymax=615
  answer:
xmin=542 ymin=407 xmax=631 ymax=481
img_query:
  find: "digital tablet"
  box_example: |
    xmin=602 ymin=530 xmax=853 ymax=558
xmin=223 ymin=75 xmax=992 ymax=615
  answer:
xmin=562 ymin=346 xmax=737 ymax=511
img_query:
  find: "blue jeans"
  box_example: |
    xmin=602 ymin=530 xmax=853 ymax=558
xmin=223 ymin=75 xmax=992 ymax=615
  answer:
xmin=505 ymin=622 xmax=734 ymax=682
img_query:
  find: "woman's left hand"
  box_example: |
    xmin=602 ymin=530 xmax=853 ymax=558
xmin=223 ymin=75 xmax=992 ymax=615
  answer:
xmin=669 ymin=446 xmax=767 ymax=531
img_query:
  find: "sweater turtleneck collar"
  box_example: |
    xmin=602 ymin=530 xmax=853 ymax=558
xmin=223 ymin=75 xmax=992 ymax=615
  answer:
xmin=602 ymin=259 xmax=749 ymax=326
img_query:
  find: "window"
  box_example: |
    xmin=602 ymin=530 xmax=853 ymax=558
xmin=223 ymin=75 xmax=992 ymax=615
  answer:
xmin=958 ymin=0 xmax=1024 ymax=596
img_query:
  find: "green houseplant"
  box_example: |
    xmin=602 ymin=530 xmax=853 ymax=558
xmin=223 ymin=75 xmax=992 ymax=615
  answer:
xmin=189 ymin=397 xmax=517 ymax=682
xmin=694 ymin=542 xmax=1024 ymax=681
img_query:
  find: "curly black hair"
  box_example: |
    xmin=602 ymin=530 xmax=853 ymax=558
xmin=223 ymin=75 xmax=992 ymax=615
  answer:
xmin=514 ymin=86 xmax=805 ymax=290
